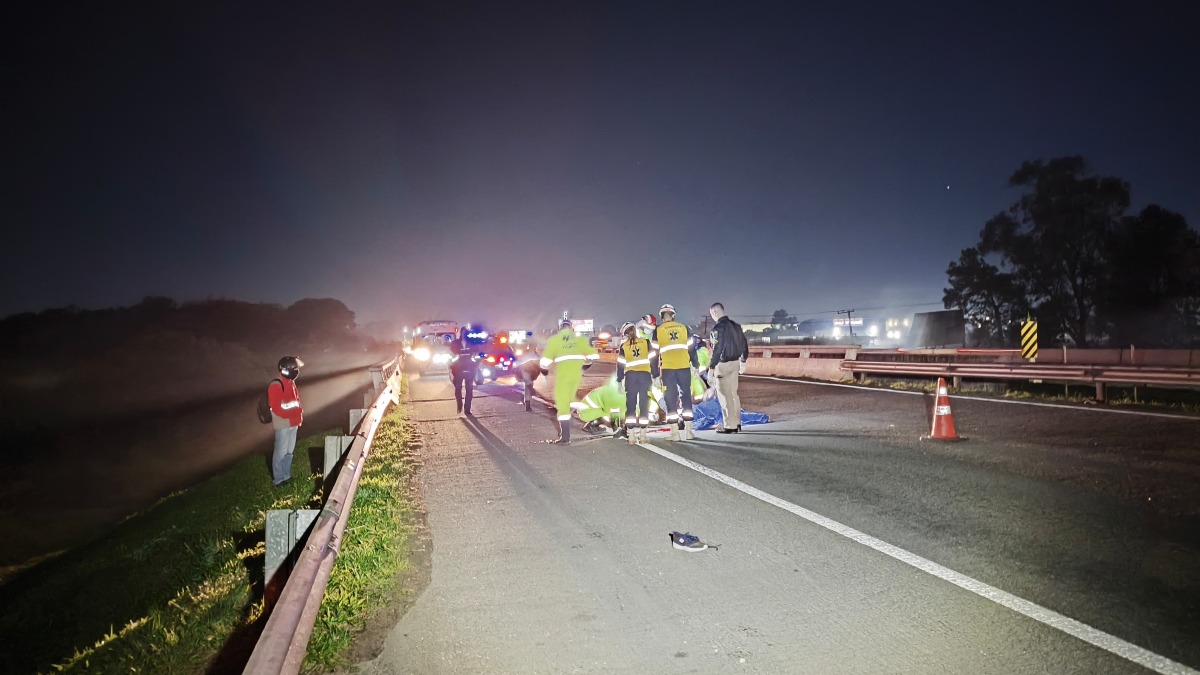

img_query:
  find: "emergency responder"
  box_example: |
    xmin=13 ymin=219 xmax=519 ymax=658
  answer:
xmin=616 ymin=321 xmax=657 ymax=444
xmin=640 ymin=314 xmax=656 ymax=338
xmin=652 ymin=304 xmax=699 ymax=440
xmin=634 ymin=318 xmax=668 ymax=422
xmin=577 ymin=375 xmax=626 ymax=436
xmin=694 ymin=336 xmax=714 ymax=400
xmin=449 ymin=326 xmax=481 ymax=417
xmin=695 ymin=337 xmax=712 ymax=370
xmin=539 ymin=318 xmax=599 ymax=444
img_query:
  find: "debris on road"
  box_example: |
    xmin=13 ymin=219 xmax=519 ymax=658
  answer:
xmin=670 ymin=531 xmax=714 ymax=552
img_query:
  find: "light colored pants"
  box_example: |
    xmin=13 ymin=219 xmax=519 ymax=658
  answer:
xmin=272 ymin=425 xmax=299 ymax=484
xmin=714 ymin=360 xmax=741 ymax=430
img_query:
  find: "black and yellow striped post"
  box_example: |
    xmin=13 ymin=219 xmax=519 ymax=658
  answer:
xmin=1020 ymin=315 xmax=1038 ymax=362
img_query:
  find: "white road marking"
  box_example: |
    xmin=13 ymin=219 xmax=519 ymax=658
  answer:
xmin=637 ymin=440 xmax=1199 ymax=675
xmin=744 ymin=375 xmax=1199 ymax=421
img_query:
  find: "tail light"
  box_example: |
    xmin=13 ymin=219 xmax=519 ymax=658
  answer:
xmin=486 ymin=355 xmax=496 ymax=363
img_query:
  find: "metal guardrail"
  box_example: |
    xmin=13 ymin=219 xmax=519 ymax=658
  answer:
xmin=369 ymin=356 xmax=401 ymax=391
xmin=244 ymin=357 xmax=400 ymax=674
xmin=839 ymin=359 xmax=1200 ymax=397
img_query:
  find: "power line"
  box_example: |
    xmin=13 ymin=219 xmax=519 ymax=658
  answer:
xmin=731 ymin=301 xmax=943 ymax=321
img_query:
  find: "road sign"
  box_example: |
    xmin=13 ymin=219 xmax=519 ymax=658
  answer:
xmin=1021 ymin=317 xmax=1038 ymax=361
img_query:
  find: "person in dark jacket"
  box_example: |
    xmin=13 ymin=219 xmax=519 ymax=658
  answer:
xmin=449 ymin=327 xmax=480 ymax=416
xmin=706 ymin=303 xmax=749 ymax=433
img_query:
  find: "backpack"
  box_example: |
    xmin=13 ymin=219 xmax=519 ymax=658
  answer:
xmin=257 ymin=378 xmax=282 ymax=424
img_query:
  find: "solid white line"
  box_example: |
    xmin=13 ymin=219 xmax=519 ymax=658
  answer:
xmin=637 ymin=440 xmax=1199 ymax=675
xmin=744 ymin=375 xmax=1200 ymax=421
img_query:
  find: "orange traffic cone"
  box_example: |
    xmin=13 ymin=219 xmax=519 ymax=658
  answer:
xmin=929 ymin=377 xmax=959 ymax=440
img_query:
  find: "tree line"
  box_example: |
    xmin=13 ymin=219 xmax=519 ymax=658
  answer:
xmin=944 ymin=156 xmax=1200 ymax=348
xmin=0 ymin=296 xmax=361 ymax=358
xmin=0 ymin=297 xmax=376 ymax=426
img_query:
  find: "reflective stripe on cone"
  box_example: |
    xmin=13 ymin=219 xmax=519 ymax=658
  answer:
xmin=929 ymin=377 xmax=959 ymax=440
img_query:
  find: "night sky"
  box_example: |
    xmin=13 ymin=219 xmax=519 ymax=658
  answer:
xmin=6 ymin=2 xmax=1198 ymax=329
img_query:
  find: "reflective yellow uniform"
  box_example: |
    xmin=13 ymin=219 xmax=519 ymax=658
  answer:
xmin=654 ymin=320 xmax=698 ymax=424
xmin=653 ymin=321 xmax=693 ymax=370
xmin=539 ymin=327 xmax=599 ymax=424
xmin=617 ymin=336 xmax=657 ymax=428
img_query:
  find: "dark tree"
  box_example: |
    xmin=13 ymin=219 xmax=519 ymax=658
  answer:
xmin=977 ymin=156 xmax=1129 ymax=346
xmin=943 ymin=247 xmax=1029 ymax=346
xmin=770 ymin=309 xmax=797 ymax=330
xmin=1100 ymin=205 xmax=1200 ymax=346
xmin=947 ymin=156 xmax=1200 ymax=347
xmin=285 ymin=298 xmax=357 ymax=341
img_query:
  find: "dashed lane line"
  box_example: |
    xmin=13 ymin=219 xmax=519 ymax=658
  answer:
xmin=637 ymin=439 xmax=1199 ymax=675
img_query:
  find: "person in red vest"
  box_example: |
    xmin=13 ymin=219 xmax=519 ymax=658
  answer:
xmin=269 ymin=355 xmax=305 ymax=486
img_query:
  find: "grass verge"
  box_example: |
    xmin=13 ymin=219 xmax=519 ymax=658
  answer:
xmin=0 ymin=398 xmax=417 ymax=674
xmin=302 ymin=406 xmax=418 ymax=673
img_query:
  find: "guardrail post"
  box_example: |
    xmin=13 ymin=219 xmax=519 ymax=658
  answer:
xmin=1095 ymin=381 xmax=1106 ymax=402
xmin=264 ymin=509 xmax=320 ymax=603
xmin=349 ymin=408 xmax=367 ymax=433
xmin=370 ymin=368 xmax=385 ymax=393
xmin=323 ymin=436 xmax=355 ymax=480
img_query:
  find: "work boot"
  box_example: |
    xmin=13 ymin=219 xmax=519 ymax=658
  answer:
xmin=666 ymin=423 xmax=680 ymax=441
xmin=626 ymin=427 xmax=637 ymax=445
xmin=524 ymin=400 xmax=532 ymax=412
xmin=614 ymin=425 xmax=629 ymax=440
xmin=553 ymin=421 xmax=571 ymax=445
xmin=684 ymin=420 xmax=696 ymax=440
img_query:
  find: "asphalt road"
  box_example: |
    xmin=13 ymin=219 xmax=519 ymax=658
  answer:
xmin=357 ymin=364 xmax=1200 ymax=674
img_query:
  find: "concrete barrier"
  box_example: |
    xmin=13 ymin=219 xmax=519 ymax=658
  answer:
xmin=745 ymin=356 xmax=849 ymax=381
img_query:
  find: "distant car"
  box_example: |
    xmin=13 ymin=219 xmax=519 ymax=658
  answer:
xmin=474 ymin=341 xmax=517 ymax=384
xmin=405 ymin=332 xmax=455 ymax=374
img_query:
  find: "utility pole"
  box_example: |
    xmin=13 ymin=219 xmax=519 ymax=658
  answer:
xmin=837 ymin=309 xmax=856 ymax=338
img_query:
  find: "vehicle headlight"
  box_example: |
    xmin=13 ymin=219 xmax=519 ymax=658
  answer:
xmin=481 ymin=368 xmax=492 ymax=377
xmin=432 ymin=353 xmax=451 ymax=364
xmin=413 ymin=347 xmax=431 ymax=362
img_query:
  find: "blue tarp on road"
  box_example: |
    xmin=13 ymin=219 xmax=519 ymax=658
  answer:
xmin=691 ymin=398 xmax=770 ymax=431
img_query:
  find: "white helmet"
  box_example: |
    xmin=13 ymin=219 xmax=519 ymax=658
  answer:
xmin=660 ymin=303 xmax=676 ymax=318
xmin=620 ymin=321 xmax=637 ymax=337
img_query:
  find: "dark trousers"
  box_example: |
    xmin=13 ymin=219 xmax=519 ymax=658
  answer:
xmin=661 ymin=368 xmax=693 ymax=422
xmin=518 ymin=367 xmax=539 ymax=408
xmin=451 ymin=363 xmax=476 ymax=413
xmin=624 ymin=371 xmax=652 ymax=426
